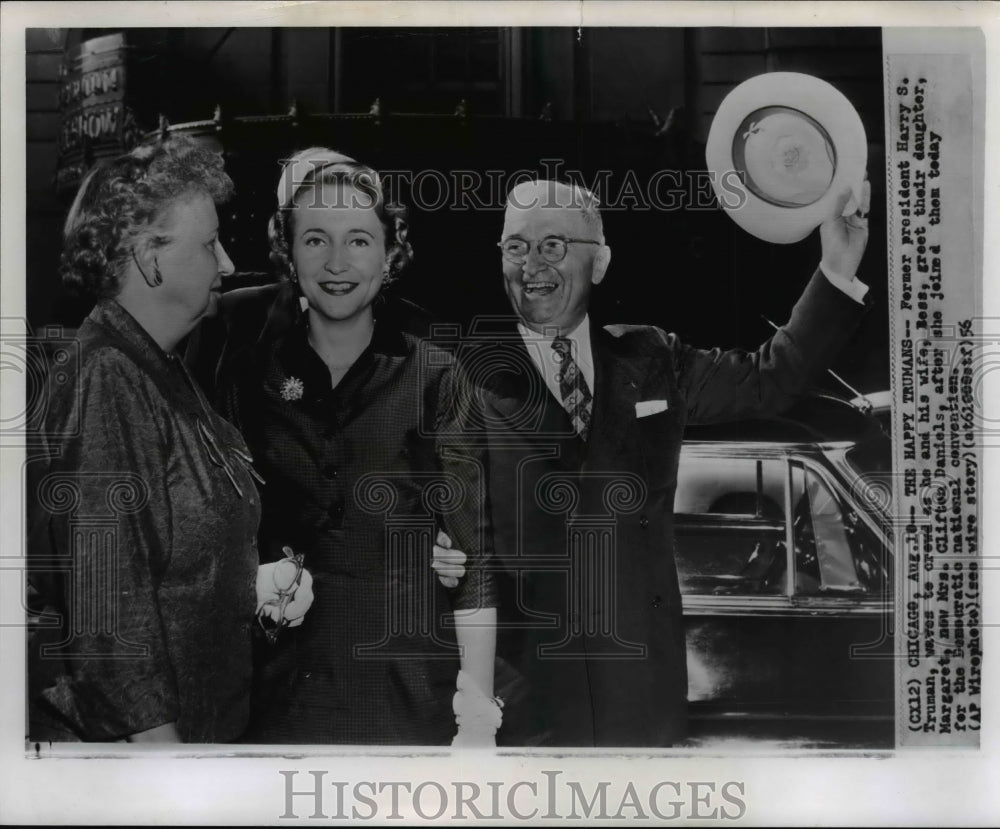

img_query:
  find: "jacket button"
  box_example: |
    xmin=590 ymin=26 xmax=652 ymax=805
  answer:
xmin=651 ymin=595 xmax=663 ymax=608
xmin=639 ymin=515 xmax=649 ymax=529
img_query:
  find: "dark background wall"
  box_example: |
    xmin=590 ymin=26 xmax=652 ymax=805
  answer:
xmin=25 ymin=26 xmax=887 ymax=393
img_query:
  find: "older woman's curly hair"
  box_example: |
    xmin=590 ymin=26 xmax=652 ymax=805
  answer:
xmin=61 ymin=135 xmax=234 ymax=299
xmin=268 ymin=150 xmax=413 ymax=287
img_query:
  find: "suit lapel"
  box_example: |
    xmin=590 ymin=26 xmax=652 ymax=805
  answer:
xmin=482 ymin=327 xmax=583 ymax=465
xmin=587 ymin=323 xmax=647 ymax=466
xmin=487 ymin=322 xmax=650 ymax=463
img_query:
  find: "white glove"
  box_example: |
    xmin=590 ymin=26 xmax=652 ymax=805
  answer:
xmin=432 ymin=530 xmax=467 ymax=589
xmin=256 ymin=547 xmax=314 ymax=639
xmin=451 ymin=669 xmax=503 ymax=748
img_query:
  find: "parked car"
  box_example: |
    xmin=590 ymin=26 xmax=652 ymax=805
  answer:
xmin=675 ymin=393 xmax=895 ymax=748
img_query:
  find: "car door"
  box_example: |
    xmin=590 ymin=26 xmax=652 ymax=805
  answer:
xmin=675 ymin=445 xmax=894 ymax=747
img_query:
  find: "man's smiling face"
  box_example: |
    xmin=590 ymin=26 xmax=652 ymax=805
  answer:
xmin=500 ymin=182 xmax=608 ymax=336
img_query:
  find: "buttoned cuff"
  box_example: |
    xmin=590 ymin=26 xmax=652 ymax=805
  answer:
xmin=820 ymin=260 xmax=870 ymax=304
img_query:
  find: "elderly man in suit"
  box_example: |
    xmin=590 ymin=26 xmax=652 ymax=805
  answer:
xmin=433 ymin=178 xmax=870 ymax=747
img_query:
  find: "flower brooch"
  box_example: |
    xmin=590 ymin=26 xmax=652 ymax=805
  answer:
xmin=280 ymin=376 xmax=305 ymax=401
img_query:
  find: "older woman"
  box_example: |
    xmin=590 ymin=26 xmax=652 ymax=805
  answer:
xmin=28 ymin=136 xmax=310 ymax=743
xmin=189 ymin=148 xmax=500 ymax=745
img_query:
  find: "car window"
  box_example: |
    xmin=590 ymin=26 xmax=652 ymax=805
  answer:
xmin=674 ymin=456 xmax=787 ymax=596
xmin=675 ymin=452 xmax=890 ymax=599
xmin=789 ymin=462 xmax=887 ymax=595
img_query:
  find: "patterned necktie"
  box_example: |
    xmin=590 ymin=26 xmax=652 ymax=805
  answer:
xmin=552 ymin=336 xmax=593 ymax=440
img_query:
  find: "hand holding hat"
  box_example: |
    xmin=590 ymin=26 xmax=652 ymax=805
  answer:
xmin=820 ymin=179 xmax=871 ymax=280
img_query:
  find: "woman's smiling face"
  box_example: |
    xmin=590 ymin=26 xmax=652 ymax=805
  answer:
xmin=290 ymin=181 xmax=387 ymax=324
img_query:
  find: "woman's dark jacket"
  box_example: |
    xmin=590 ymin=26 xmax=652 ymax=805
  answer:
xmin=187 ymin=282 xmax=496 ymax=744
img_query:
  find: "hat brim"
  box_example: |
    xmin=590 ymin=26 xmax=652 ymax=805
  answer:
xmin=705 ymin=72 xmax=867 ymax=244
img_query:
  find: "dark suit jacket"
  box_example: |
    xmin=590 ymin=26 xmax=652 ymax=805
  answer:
xmin=477 ymin=269 xmax=870 ymax=747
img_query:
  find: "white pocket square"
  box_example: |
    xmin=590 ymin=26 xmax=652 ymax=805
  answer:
xmin=635 ymin=399 xmax=668 ymax=418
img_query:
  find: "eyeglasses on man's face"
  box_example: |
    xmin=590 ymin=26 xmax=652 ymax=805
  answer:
xmin=498 ymin=235 xmax=601 ymax=265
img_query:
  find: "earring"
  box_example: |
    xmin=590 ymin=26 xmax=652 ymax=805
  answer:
xmin=132 ymin=249 xmax=162 ymax=287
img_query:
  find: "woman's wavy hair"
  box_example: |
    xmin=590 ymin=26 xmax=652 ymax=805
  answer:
xmin=267 ymin=149 xmax=412 ymax=287
xmin=60 ymin=135 xmax=234 ymax=299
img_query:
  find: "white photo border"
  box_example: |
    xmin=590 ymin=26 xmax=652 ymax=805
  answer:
xmin=2 ymin=2 xmax=998 ymax=825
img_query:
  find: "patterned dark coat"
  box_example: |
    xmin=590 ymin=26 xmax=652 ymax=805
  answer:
xmin=29 ymin=300 xmax=260 ymax=743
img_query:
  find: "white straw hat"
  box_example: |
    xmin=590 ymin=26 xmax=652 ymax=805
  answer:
xmin=705 ymin=72 xmax=867 ymax=244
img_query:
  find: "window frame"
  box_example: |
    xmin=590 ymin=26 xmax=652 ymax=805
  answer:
xmin=677 ymin=442 xmax=892 ymax=618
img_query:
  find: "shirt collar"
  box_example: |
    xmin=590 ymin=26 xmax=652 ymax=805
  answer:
xmin=88 ymin=298 xmax=174 ymax=370
xmin=368 ymin=297 xmax=414 ymax=358
xmin=86 ymin=298 xmax=203 ymax=415
xmin=517 ymin=315 xmax=592 ymax=356
xmin=275 ymin=293 xmax=415 ymax=390
xmin=276 ymin=292 xmax=411 ymax=359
